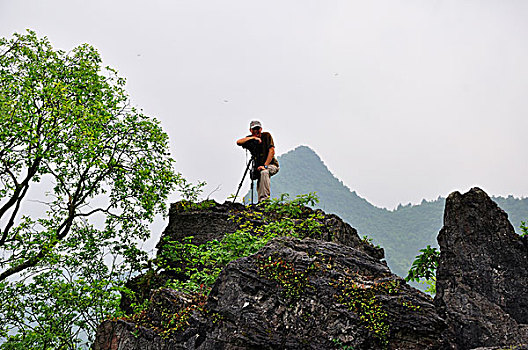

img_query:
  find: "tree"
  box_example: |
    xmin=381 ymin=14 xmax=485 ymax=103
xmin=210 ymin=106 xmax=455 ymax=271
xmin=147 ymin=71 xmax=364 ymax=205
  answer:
xmin=0 ymin=30 xmax=181 ymax=348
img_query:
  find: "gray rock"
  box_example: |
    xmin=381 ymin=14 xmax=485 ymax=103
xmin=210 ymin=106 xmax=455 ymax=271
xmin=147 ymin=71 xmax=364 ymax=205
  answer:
xmin=92 ymin=319 xmax=181 ymax=350
xmin=158 ymin=201 xmax=243 ymax=248
xmin=93 ymin=289 xmax=204 ymax=350
xmin=95 ymin=236 xmax=448 ymax=349
xmin=198 ymin=237 xmax=447 ymax=349
xmin=434 ymin=187 xmax=528 ymax=349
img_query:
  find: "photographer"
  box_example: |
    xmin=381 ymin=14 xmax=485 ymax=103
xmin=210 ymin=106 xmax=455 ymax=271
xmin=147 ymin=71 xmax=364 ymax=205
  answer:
xmin=236 ymin=120 xmax=279 ymax=202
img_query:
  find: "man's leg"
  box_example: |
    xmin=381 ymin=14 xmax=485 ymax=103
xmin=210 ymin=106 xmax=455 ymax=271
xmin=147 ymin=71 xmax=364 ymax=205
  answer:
xmin=257 ymin=165 xmax=279 ymax=202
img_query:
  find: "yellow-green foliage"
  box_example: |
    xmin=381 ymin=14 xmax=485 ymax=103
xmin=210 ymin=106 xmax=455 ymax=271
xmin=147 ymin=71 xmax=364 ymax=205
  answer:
xmin=332 ymin=277 xmax=391 ymax=345
xmin=174 ymin=199 xmax=215 ymax=212
xmin=256 ymin=255 xmax=316 ymax=299
xmin=331 ymin=277 xmax=420 ymax=346
xmin=122 ymin=291 xmax=207 ymax=339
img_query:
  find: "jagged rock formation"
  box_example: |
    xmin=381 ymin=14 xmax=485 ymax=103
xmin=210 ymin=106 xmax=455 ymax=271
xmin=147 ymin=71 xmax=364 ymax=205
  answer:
xmin=158 ymin=201 xmax=243 ymax=247
xmin=95 ymin=200 xmax=446 ymax=349
xmin=434 ymin=187 xmax=528 ymax=349
xmin=158 ymin=200 xmax=383 ymax=259
xmin=199 ymin=237 xmax=446 ymax=349
xmin=120 ymin=200 xmax=383 ymax=313
xmin=94 ymin=188 xmax=528 ymax=350
xmin=94 ymin=237 xmax=447 ymax=349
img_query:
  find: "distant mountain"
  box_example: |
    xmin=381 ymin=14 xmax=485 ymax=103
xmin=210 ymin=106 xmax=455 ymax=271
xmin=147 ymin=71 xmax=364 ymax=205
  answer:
xmin=246 ymin=145 xmax=528 ymax=278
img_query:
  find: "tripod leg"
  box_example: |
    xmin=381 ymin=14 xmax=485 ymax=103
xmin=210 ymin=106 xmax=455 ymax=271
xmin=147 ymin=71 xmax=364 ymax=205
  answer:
xmin=233 ymin=158 xmax=253 ymax=202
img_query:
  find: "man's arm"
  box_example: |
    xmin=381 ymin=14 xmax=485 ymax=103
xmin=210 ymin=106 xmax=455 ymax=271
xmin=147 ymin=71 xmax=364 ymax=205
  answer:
xmin=258 ymin=146 xmax=275 ymax=171
xmin=237 ymin=136 xmax=261 ymax=145
xmin=264 ymin=146 xmax=275 ymax=166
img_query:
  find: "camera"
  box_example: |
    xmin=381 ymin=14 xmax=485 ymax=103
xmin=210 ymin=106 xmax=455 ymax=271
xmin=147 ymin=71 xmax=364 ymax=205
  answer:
xmin=241 ymin=139 xmax=261 ymax=180
xmin=241 ymin=138 xmax=260 ymax=157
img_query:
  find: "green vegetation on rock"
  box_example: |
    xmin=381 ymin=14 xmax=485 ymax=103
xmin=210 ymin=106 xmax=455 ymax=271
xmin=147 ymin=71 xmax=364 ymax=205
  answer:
xmin=405 ymin=245 xmax=439 ymax=294
xmin=152 ymin=193 xmax=323 ymax=296
xmin=256 ymin=255 xmax=316 ymax=300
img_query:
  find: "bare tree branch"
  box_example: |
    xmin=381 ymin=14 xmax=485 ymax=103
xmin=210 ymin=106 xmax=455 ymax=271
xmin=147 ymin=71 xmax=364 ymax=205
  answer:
xmin=0 ymin=180 xmax=31 ymax=246
xmin=0 ymin=37 xmax=20 ymax=58
xmin=0 ymin=167 xmax=37 ymax=221
xmin=206 ymin=184 xmax=222 ymax=200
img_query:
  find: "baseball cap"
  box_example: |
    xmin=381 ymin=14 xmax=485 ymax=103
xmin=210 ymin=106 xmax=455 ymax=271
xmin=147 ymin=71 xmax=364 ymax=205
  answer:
xmin=250 ymin=120 xmax=262 ymax=129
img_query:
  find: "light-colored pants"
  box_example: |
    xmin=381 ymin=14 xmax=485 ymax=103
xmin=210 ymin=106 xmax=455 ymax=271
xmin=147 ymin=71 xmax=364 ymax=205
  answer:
xmin=257 ymin=165 xmax=279 ymax=202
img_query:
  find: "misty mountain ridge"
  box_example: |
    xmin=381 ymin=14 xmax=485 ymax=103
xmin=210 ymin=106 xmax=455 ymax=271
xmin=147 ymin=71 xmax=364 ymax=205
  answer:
xmin=246 ymin=145 xmax=528 ymax=278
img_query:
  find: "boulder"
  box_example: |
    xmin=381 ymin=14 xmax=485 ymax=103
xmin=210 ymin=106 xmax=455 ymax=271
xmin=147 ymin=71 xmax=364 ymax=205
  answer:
xmin=198 ymin=237 xmax=447 ymax=349
xmin=434 ymin=187 xmax=528 ymax=349
xmin=157 ymin=201 xmax=243 ymax=249
xmin=94 ymin=236 xmax=448 ymax=349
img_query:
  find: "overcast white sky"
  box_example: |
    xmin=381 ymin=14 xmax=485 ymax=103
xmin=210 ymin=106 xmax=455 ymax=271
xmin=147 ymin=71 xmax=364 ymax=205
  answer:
xmin=2 ymin=0 xmax=527 ymax=210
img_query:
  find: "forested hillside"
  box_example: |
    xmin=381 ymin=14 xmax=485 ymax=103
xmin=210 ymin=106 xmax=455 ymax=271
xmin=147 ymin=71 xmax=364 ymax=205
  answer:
xmin=246 ymin=145 xmax=528 ymax=277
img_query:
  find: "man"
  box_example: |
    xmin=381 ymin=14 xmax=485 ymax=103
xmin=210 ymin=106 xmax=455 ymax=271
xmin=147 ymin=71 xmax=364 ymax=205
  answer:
xmin=237 ymin=120 xmax=279 ymax=202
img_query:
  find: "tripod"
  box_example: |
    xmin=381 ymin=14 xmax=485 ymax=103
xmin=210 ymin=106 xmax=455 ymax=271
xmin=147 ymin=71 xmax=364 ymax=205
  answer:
xmin=233 ymin=154 xmax=258 ymax=204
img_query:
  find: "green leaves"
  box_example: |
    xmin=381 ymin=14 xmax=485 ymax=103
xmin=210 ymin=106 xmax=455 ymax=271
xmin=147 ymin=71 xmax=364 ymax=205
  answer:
xmin=405 ymin=245 xmax=439 ymax=283
xmin=0 ymin=228 xmax=131 ymax=349
xmin=262 ymin=192 xmax=319 ymax=217
xmin=0 ymin=29 xmax=179 ymax=273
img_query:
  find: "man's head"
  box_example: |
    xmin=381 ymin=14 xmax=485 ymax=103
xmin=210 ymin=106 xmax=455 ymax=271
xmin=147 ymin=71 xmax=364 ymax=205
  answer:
xmin=249 ymin=120 xmax=262 ymax=136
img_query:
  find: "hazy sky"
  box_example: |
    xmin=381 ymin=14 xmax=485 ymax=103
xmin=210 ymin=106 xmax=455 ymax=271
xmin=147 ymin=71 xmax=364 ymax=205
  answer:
xmin=2 ymin=0 xmax=527 ymax=209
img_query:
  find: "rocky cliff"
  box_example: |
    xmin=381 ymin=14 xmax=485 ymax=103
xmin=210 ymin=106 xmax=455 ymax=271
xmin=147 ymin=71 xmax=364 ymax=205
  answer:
xmin=93 ymin=188 xmax=528 ymax=349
